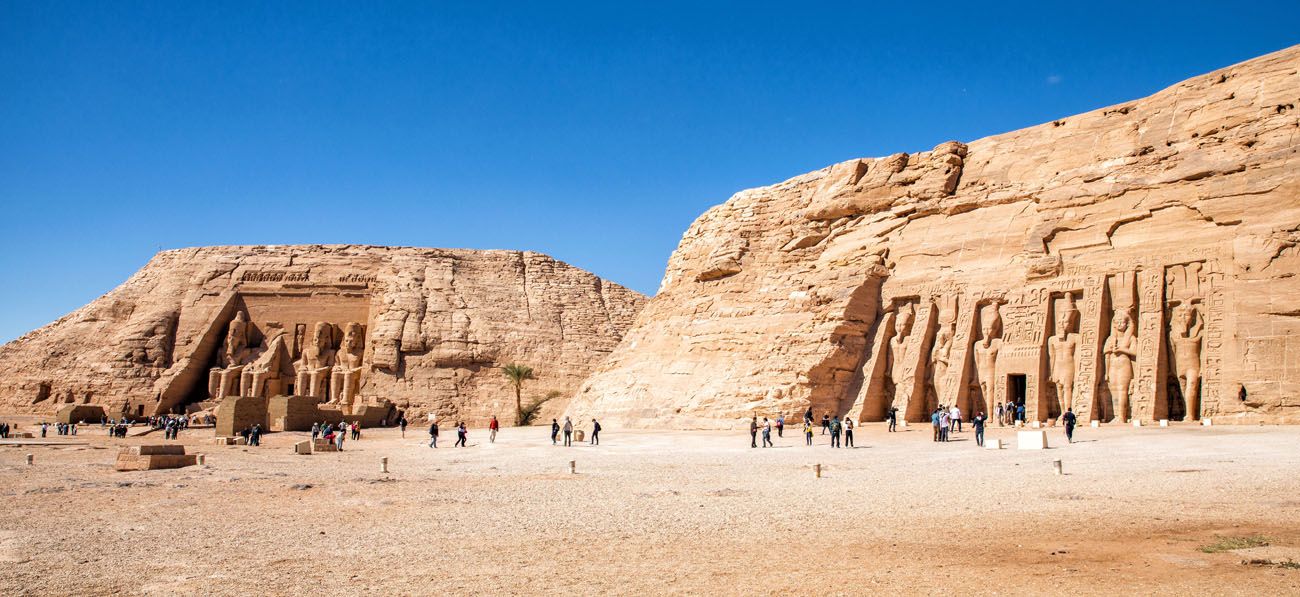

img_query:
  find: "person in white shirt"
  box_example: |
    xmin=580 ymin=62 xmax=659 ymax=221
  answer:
xmin=843 ymin=417 xmax=855 ymax=447
xmin=949 ymin=405 xmax=962 ymax=433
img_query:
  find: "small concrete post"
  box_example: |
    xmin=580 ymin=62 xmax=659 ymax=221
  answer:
xmin=568 ymin=460 xmax=576 ymax=474
xmin=381 ymin=457 xmax=389 ymax=474
xmin=1053 ymin=459 xmax=1063 ymax=475
xmin=26 ymin=454 xmax=33 ymax=465
xmin=196 ymin=454 xmax=206 ymax=465
xmin=814 ymin=463 xmax=822 ymax=478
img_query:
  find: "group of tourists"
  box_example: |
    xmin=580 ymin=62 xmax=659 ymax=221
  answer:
xmin=154 ymin=415 xmax=189 ymax=439
xmin=547 ymin=416 xmax=600 ymax=447
xmin=0 ymin=421 xmax=11 ymax=438
xmin=311 ymin=421 xmax=361 ymax=450
xmin=46 ymin=422 xmax=79 ymax=436
xmin=995 ymin=401 xmax=1028 ymax=426
xmin=240 ymin=424 xmax=263 ymax=446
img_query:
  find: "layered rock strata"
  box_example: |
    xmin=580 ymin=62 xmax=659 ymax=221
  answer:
xmin=568 ymin=45 xmax=1300 ymax=428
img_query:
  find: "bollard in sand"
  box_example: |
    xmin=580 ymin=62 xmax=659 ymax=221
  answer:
xmin=1053 ymin=459 xmax=1063 ymax=475
xmin=26 ymin=454 xmax=33 ymax=466
xmin=381 ymin=457 xmax=389 ymax=474
xmin=569 ymin=460 xmax=576 ymax=474
xmin=196 ymin=454 xmax=206 ymax=466
xmin=814 ymin=463 xmax=822 ymax=478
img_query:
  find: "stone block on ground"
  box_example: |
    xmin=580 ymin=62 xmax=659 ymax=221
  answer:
xmin=115 ymin=446 xmax=198 ymax=471
xmin=126 ymin=444 xmax=186 ymax=456
xmin=1017 ymin=430 xmax=1048 ymax=450
xmin=985 ymin=438 xmax=1003 ymax=449
xmin=294 ymin=440 xmax=312 ymax=455
xmin=312 ymin=438 xmax=338 ymax=452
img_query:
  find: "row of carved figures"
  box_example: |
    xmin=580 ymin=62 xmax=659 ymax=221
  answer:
xmin=207 ymin=313 xmax=366 ymax=406
xmin=879 ymin=293 xmax=1205 ymax=422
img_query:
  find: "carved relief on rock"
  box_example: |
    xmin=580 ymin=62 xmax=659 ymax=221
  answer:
xmin=886 ymin=302 xmax=916 ymax=400
xmin=972 ymin=302 xmax=1004 ymax=417
xmin=928 ymin=296 xmax=958 ymax=407
xmin=1169 ymin=303 xmax=1204 ymax=420
xmin=1047 ymin=294 xmax=1081 ymax=420
xmin=1103 ymin=309 xmax=1138 ymax=422
xmin=370 ymin=270 xmax=427 ymax=372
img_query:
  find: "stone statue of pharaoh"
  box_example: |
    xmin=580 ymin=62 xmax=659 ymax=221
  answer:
xmin=887 ymin=306 xmax=916 ymax=403
xmin=1169 ymin=304 xmax=1204 ymax=420
xmin=294 ymin=323 xmax=335 ymax=399
xmin=1103 ymin=310 xmax=1137 ymax=423
xmin=241 ymin=329 xmax=287 ymax=398
xmin=330 ymin=322 xmax=365 ymax=409
xmin=973 ymin=306 xmax=1003 ymax=417
xmin=208 ymin=311 xmax=251 ymax=400
xmin=930 ymin=321 xmax=955 ymax=407
xmin=1047 ymin=301 xmax=1080 ymax=421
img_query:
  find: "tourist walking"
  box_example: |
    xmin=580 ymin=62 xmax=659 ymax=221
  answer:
xmin=938 ymin=409 xmax=950 ymax=442
xmin=804 ymin=406 xmax=814 ymax=426
xmin=1016 ymin=403 xmax=1026 ymax=424
xmin=843 ymin=417 xmax=854 ymax=447
xmin=930 ymin=409 xmax=941 ymax=442
xmin=995 ymin=403 xmax=1004 ymax=427
xmin=1062 ymin=408 xmax=1077 ymax=443
xmin=563 ymin=417 xmax=573 ymax=447
xmin=776 ymin=414 xmax=785 ymax=438
xmin=973 ymin=411 xmax=986 ymax=447
xmin=803 ymin=420 xmax=814 ymax=446
xmin=590 ymin=419 xmax=601 ymax=445
xmin=398 ymin=416 xmax=408 ymax=438
xmin=749 ymin=417 xmax=759 ymax=448
xmin=428 ymin=420 xmax=439 ymax=448
xmin=351 ymin=422 xmax=361 ymax=441
xmin=821 ymin=414 xmax=830 ymax=435
xmin=489 ymin=416 xmax=499 ymax=443
xmin=762 ymin=418 xmax=773 ymax=447
xmin=550 ymin=418 xmax=560 ymax=445
xmin=830 ymin=416 xmax=842 ymax=448
xmin=40 ymin=423 xmax=47 ymax=438
xmin=887 ymin=406 xmax=898 ymax=432
xmin=454 ymin=422 xmax=467 ymax=447
xmin=949 ymin=405 xmax=962 ymax=433
xmin=335 ymin=427 xmax=346 ymax=451
xmin=311 ymin=422 xmax=320 ymax=440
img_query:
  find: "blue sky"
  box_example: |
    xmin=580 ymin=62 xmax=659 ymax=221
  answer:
xmin=1 ymin=1 xmax=1296 ymax=343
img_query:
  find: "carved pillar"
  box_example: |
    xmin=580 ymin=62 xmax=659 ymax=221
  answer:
xmin=898 ymin=300 xmax=938 ymax=422
xmin=1202 ymin=265 xmax=1227 ymax=418
xmin=1136 ymin=269 xmax=1167 ymax=421
xmin=1075 ymin=278 xmax=1105 ymax=421
xmin=943 ymin=295 xmax=978 ymax=415
xmin=847 ymin=311 xmax=894 ymax=422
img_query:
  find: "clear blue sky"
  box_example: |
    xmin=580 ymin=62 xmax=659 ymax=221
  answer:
xmin=1 ymin=1 xmax=1296 ymax=343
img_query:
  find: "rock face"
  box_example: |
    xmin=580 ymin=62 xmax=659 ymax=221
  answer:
xmin=568 ymin=45 xmax=1300 ymax=428
xmin=0 ymin=246 xmax=645 ymax=424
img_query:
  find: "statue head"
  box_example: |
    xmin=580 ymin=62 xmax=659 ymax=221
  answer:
xmin=342 ymin=322 xmax=364 ymax=352
xmin=895 ymin=305 xmax=915 ymax=336
xmin=312 ymin=322 xmax=333 ymax=349
xmin=1112 ymin=310 xmax=1132 ymax=334
xmin=1172 ymin=303 xmax=1195 ymax=333
xmin=1056 ymin=299 xmax=1078 ymax=337
xmin=980 ymin=304 xmax=1002 ymax=342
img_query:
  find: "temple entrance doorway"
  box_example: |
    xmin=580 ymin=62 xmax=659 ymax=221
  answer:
xmin=1166 ymin=378 xmax=1188 ymax=421
xmin=1008 ymin=374 xmax=1027 ymax=412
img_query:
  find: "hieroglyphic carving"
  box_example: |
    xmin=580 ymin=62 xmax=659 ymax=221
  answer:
xmin=1203 ymin=276 xmax=1227 ymax=414
xmin=240 ymin=270 xmax=310 ymax=283
xmin=1074 ymin=278 xmax=1105 ymax=420
xmin=1135 ymin=269 xmax=1166 ymax=421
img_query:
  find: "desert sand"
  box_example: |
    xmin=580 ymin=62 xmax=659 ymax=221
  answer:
xmin=2 ymin=419 xmax=1299 ymax=595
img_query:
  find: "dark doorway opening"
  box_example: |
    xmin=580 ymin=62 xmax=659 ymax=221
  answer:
xmin=136 ymin=404 xmax=145 ymax=417
xmin=1166 ymin=378 xmax=1187 ymax=421
xmin=1008 ymin=375 xmax=1027 ymax=408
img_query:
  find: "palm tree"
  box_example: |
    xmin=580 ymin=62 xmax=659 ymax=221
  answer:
xmin=502 ymin=364 xmax=536 ymax=425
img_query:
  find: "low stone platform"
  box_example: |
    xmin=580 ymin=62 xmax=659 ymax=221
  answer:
xmin=114 ymin=445 xmax=201 ymax=471
xmin=312 ymin=438 xmax=339 ymax=452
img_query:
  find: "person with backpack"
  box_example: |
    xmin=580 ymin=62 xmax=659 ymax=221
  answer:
xmin=550 ymin=418 xmax=560 ymax=445
xmin=1062 ymin=408 xmax=1077 ymax=443
xmin=428 ymin=419 xmax=439 ymax=448
xmin=590 ymin=419 xmax=601 ymax=445
xmin=887 ymin=406 xmax=898 ymax=432
xmin=454 ymin=422 xmax=467 ymax=447
xmin=776 ymin=414 xmax=785 ymax=438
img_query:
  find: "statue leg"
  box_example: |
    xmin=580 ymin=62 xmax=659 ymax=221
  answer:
xmin=1185 ymin=370 xmax=1201 ymax=420
xmin=208 ymin=369 xmax=221 ymax=400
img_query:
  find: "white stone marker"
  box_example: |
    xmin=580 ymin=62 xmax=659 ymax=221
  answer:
xmin=1053 ymin=459 xmax=1063 ymax=475
xmin=196 ymin=454 xmax=206 ymax=465
xmin=1031 ymin=420 xmax=1041 ymax=429
xmin=381 ymin=457 xmax=389 ymax=473
xmin=568 ymin=460 xmax=576 ymax=474
xmin=1159 ymin=419 xmax=1169 ymax=427
xmin=985 ymin=438 xmax=1003 ymax=450
xmin=814 ymin=464 xmax=822 ymax=478
xmin=1017 ymin=430 xmax=1048 ymax=450
xmin=1090 ymin=420 xmax=1100 ymax=428
xmin=1132 ymin=419 xmax=1142 ymax=427
xmin=1202 ymin=418 xmax=1213 ymax=426
xmin=26 ymin=454 xmax=33 ymax=465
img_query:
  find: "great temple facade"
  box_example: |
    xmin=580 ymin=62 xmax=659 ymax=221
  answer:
xmin=0 ymin=246 xmax=645 ymax=424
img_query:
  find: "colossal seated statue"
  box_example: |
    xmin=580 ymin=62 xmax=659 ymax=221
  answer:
xmin=294 ymin=322 xmax=335 ymax=399
xmin=241 ymin=328 xmax=287 ymax=398
xmin=208 ymin=311 xmax=250 ymax=400
xmin=330 ymin=322 xmax=365 ymax=409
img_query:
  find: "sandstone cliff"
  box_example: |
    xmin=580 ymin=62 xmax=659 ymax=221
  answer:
xmin=567 ymin=45 xmax=1300 ymax=428
xmin=0 ymin=246 xmax=645 ymax=423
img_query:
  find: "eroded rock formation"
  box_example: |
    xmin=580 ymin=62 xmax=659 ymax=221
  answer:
xmin=568 ymin=45 xmax=1300 ymax=428
xmin=0 ymin=246 xmax=645 ymax=423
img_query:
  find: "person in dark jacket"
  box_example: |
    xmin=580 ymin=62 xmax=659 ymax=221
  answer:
xmin=1062 ymin=408 xmax=1077 ymax=443
xmin=428 ymin=420 xmax=439 ymax=448
xmin=550 ymin=419 xmax=560 ymax=445
xmin=590 ymin=419 xmax=601 ymax=445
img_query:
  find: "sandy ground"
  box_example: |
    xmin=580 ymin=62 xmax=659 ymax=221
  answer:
xmin=1 ymin=417 xmax=1299 ymax=596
